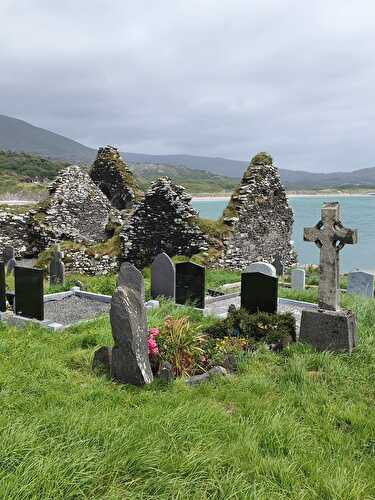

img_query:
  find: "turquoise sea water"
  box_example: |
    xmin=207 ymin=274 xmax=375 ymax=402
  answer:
xmin=192 ymin=196 xmax=375 ymax=273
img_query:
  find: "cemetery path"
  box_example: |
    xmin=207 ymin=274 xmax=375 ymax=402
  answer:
xmin=205 ymin=295 xmax=318 ymax=337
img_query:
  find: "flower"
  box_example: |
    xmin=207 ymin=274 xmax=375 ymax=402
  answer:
xmin=148 ymin=327 xmax=159 ymax=337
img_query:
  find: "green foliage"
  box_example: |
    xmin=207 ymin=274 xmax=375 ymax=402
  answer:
xmin=203 ymin=308 xmax=296 ymax=344
xmin=0 ymin=292 xmax=375 ymax=497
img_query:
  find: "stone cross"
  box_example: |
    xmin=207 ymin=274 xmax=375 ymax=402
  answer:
xmin=304 ymin=202 xmax=357 ymax=311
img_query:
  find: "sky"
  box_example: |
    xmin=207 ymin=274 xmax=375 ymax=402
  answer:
xmin=1 ymin=0 xmax=374 ymax=172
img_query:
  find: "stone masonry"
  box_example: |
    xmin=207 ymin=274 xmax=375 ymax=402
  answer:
xmin=120 ymin=177 xmax=207 ymax=269
xmin=219 ymin=152 xmax=295 ymax=269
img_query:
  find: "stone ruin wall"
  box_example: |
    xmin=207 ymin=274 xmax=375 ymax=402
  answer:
xmin=218 ymin=152 xmax=296 ymax=269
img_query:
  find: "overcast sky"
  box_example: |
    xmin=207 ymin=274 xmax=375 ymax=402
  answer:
xmin=1 ymin=0 xmax=374 ymax=172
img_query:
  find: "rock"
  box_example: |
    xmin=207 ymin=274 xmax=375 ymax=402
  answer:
xmin=110 ymin=285 xmax=153 ymax=386
xmin=120 ymin=177 xmax=207 ymax=269
xmin=218 ymin=153 xmax=295 ymax=269
xmin=90 ymin=145 xmax=142 ymax=209
xmin=92 ymin=346 xmax=112 ymax=374
xmin=186 ymin=366 xmax=228 ymax=386
xmin=159 ymin=361 xmax=174 ymax=383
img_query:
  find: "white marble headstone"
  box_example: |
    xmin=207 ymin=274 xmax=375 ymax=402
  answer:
xmin=246 ymin=261 xmax=276 ymax=277
xmin=291 ymin=268 xmax=305 ymax=290
xmin=347 ymin=270 xmax=374 ymax=298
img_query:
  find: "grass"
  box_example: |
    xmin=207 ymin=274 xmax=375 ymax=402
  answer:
xmin=0 ymin=293 xmax=375 ymax=498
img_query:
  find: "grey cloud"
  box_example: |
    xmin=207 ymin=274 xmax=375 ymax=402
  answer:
xmin=1 ymin=0 xmax=374 ymax=171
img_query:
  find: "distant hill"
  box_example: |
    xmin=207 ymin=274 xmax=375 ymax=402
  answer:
xmin=1 ymin=113 xmax=375 ymax=191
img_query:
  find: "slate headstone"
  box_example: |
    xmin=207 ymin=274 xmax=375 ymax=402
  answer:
xmin=118 ymin=262 xmax=144 ymax=300
xmin=14 ymin=267 xmax=44 ymax=320
xmin=110 ymin=282 xmax=153 ymax=386
xmin=2 ymin=245 xmax=14 ymax=266
xmin=151 ymin=252 xmax=175 ymax=300
xmin=49 ymin=246 xmax=65 ymax=285
xmin=0 ymin=262 xmax=6 ymax=313
xmin=246 ymin=261 xmax=276 ymax=277
xmin=347 ymin=270 xmax=374 ymax=298
xmin=175 ymin=262 xmax=205 ymax=309
xmin=272 ymin=254 xmax=284 ymax=277
xmin=241 ymin=271 xmax=278 ymax=314
xmin=291 ymin=268 xmax=305 ymax=290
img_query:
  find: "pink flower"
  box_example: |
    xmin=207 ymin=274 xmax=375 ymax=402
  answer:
xmin=147 ymin=336 xmax=159 ymax=358
xmin=148 ymin=328 xmax=159 ymax=337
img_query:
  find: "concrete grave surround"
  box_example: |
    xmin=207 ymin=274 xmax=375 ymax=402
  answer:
xmin=246 ymin=261 xmax=276 ymax=277
xmin=347 ymin=270 xmax=374 ymax=298
xmin=291 ymin=268 xmax=305 ymax=290
xmin=151 ymin=252 xmax=175 ymax=300
xmin=300 ymin=202 xmax=358 ymax=353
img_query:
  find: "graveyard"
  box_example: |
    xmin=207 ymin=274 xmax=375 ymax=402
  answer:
xmin=1 ymin=153 xmax=375 ymax=497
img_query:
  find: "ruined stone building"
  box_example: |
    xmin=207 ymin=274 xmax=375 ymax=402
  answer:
xmin=219 ymin=152 xmax=295 ymax=269
xmin=90 ymin=145 xmax=142 ymax=209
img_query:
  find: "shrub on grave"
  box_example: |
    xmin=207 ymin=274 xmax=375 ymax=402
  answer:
xmin=202 ymin=308 xmax=296 ymax=345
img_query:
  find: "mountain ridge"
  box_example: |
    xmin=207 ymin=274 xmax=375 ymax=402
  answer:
xmin=1 ymin=113 xmax=375 ymax=190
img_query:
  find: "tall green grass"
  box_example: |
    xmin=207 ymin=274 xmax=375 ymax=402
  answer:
xmin=0 ymin=295 xmax=375 ymax=498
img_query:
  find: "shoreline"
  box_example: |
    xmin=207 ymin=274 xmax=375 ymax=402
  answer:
xmin=192 ymin=192 xmax=375 ymax=201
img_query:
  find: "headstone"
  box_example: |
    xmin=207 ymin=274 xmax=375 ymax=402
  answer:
xmin=159 ymin=361 xmax=174 ymax=383
xmin=175 ymin=262 xmax=205 ymax=309
xmin=0 ymin=262 xmax=6 ymax=312
xmin=300 ymin=202 xmax=358 ymax=353
xmin=291 ymin=268 xmax=305 ymax=290
xmin=49 ymin=245 xmax=65 ymax=285
xmin=241 ymin=271 xmax=278 ymax=314
xmin=110 ymin=280 xmax=153 ymax=386
xmin=2 ymin=245 xmax=14 ymax=266
xmin=118 ymin=262 xmax=144 ymax=300
xmin=347 ymin=270 xmax=374 ymax=298
xmin=246 ymin=261 xmax=276 ymax=277
xmin=151 ymin=252 xmax=175 ymax=300
xmin=272 ymin=254 xmax=284 ymax=277
xmin=14 ymin=267 xmax=44 ymax=320
xmin=92 ymin=346 xmax=112 ymax=374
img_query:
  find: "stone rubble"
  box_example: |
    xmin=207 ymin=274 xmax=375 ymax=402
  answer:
xmin=120 ymin=177 xmax=208 ymax=269
xmin=90 ymin=145 xmax=142 ymax=209
xmin=219 ymin=152 xmax=295 ymax=269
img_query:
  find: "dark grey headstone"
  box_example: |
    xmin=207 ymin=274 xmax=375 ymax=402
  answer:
xmin=159 ymin=361 xmax=174 ymax=383
xmin=0 ymin=262 xmax=6 ymax=312
xmin=92 ymin=346 xmax=112 ymax=374
xmin=299 ymin=309 xmax=357 ymax=353
xmin=6 ymin=257 xmax=16 ymax=275
xmin=241 ymin=272 xmax=278 ymax=314
xmin=175 ymin=262 xmax=205 ymax=309
xmin=14 ymin=267 xmax=44 ymax=320
xmin=272 ymin=254 xmax=284 ymax=277
xmin=2 ymin=245 xmax=14 ymax=266
xmin=118 ymin=262 xmax=144 ymax=300
xmin=110 ymin=286 xmax=153 ymax=386
xmin=50 ymin=247 xmax=65 ymax=285
xmin=151 ymin=253 xmax=175 ymax=300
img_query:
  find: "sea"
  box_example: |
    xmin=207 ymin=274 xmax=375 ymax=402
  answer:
xmin=192 ymin=195 xmax=375 ymax=273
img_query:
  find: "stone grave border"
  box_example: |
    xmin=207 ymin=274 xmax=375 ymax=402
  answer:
xmin=0 ymin=286 xmax=159 ymax=332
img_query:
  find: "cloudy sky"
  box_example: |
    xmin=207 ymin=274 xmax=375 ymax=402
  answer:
xmin=1 ymin=0 xmax=374 ymax=172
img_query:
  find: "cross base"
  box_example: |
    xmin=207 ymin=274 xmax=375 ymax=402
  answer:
xmin=299 ymin=309 xmax=357 ymax=353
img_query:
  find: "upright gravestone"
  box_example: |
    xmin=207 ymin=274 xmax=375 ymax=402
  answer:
xmin=291 ymin=268 xmax=305 ymax=290
xmin=300 ymin=202 xmax=358 ymax=352
xmin=241 ymin=262 xmax=278 ymax=314
xmin=151 ymin=253 xmax=175 ymax=300
xmin=0 ymin=262 xmax=6 ymax=313
xmin=347 ymin=270 xmax=374 ymax=298
xmin=118 ymin=262 xmax=144 ymax=299
xmin=175 ymin=262 xmax=205 ymax=309
xmin=246 ymin=261 xmax=276 ymax=277
xmin=272 ymin=254 xmax=284 ymax=277
xmin=3 ymin=246 xmax=16 ymax=275
xmin=14 ymin=267 xmax=44 ymax=320
xmin=49 ymin=245 xmax=65 ymax=285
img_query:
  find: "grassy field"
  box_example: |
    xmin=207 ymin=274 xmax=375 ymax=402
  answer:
xmin=0 ymin=275 xmax=375 ymax=498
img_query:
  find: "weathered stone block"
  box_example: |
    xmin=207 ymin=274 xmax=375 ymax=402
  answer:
xmin=299 ymin=309 xmax=357 ymax=353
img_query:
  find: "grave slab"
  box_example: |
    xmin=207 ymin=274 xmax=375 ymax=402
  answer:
xmin=347 ymin=271 xmax=374 ymax=298
xmin=291 ymin=268 xmax=306 ymax=290
xmin=175 ymin=262 xmax=205 ymax=309
xmin=15 ymin=267 xmax=44 ymax=321
xmin=241 ymin=271 xmax=278 ymax=314
xmin=151 ymin=252 xmax=175 ymax=300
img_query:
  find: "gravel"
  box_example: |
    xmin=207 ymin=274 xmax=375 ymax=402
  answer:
xmin=44 ymin=296 xmax=110 ymax=326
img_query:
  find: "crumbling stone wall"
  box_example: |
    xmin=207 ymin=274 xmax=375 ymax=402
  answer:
xmin=32 ymin=165 xmax=115 ymax=247
xmin=0 ymin=210 xmax=36 ymax=257
xmin=120 ymin=177 xmax=207 ymax=268
xmin=90 ymin=145 xmax=142 ymax=209
xmin=219 ymin=152 xmax=295 ymax=269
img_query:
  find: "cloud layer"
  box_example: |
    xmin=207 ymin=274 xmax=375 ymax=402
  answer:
xmin=1 ymin=0 xmax=374 ymax=171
